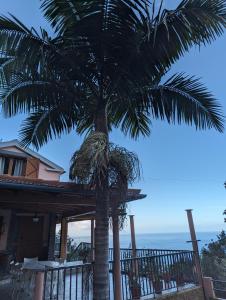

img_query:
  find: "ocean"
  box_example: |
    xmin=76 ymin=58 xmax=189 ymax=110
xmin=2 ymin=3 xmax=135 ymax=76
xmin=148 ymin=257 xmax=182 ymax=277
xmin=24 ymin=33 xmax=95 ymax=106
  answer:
xmin=70 ymin=232 xmax=219 ymax=251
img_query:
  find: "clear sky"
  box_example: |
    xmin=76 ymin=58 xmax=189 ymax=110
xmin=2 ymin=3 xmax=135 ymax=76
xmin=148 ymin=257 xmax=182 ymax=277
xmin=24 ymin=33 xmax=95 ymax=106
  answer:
xmin=0 ymin=0 xmax=226 ymax=235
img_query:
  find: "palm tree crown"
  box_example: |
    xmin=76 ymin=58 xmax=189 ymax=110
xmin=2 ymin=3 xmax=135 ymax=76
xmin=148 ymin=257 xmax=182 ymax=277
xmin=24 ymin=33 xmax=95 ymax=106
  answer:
xmin=0 ymin=0 xmax=225 ymax=149
xmin=0 ymin=2 xmax=226 ymax=300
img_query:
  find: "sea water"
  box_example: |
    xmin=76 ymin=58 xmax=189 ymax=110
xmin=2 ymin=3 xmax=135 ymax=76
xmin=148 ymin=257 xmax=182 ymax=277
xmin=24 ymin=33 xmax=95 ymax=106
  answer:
xmin=70 ymin=232 xmax=219 ymax=251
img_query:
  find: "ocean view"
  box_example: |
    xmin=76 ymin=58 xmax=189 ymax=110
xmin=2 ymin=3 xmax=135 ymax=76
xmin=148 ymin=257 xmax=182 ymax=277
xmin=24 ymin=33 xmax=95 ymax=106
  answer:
xmin=71 ymin=231 xmax=219 ymax=251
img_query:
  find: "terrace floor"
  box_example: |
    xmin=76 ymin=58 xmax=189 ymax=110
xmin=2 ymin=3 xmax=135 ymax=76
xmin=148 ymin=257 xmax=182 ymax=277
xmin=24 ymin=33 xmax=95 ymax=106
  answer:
xmin=0 ymin=283 xmax=12 ymax=300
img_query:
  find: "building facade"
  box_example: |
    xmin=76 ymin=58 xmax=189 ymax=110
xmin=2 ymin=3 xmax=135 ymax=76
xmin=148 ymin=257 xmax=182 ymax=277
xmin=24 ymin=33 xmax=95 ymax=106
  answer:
xmin=0 ymin=140 xmax=65 ymax=272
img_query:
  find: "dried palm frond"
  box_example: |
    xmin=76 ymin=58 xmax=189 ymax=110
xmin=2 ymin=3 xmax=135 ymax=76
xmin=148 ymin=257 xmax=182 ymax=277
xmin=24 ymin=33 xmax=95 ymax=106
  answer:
xmin=69 ymin=132 xmax=141 ymax=229
xmin=69 ymin=132 xmax=108 ymax=185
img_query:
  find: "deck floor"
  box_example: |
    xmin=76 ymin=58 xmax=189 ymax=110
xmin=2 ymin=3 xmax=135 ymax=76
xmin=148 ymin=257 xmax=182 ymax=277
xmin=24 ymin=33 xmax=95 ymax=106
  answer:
xmin=0 ymin=283 xmax=12 ymax=300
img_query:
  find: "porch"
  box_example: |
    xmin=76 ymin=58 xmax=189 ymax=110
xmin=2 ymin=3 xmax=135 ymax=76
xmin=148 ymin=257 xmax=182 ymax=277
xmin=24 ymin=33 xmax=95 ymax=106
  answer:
xmin=0 ymin=177 xmax=202 ymax=300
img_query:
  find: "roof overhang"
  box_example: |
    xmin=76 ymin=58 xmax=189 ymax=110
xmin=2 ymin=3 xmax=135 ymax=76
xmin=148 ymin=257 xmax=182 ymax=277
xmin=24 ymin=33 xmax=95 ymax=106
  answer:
xmin=0 ymin=176 xmax=146 ymax=219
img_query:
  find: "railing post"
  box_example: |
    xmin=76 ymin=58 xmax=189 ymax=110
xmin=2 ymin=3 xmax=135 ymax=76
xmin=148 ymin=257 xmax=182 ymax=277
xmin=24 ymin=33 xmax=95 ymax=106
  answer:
xmin=112 ymin=212 xmax=122 ymax=300
xmin=60 ymin=217 xmax=68 ymax=260
xmin=203 ymin=277 xmax=216 ymax=299
xmin=185 ymin=209 xmax=203 ymax=287
xmin=91 ymin=218 xmax=95 ymax=261
xmin=129 ymin=215 xmax=137 ymax=258
xmin=33 ymin=271 xmax=44 ymax=300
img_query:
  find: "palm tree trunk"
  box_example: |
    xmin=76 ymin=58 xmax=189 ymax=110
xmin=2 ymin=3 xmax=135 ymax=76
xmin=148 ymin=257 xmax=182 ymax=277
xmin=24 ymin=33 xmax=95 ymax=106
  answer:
xmin=93 ymin=107 xmax=110 ymax=300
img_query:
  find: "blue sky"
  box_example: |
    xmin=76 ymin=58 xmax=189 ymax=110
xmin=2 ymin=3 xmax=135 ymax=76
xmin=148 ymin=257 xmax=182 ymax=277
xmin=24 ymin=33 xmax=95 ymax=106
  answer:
xmin=0 ymin=0 xmax=226 ymax=235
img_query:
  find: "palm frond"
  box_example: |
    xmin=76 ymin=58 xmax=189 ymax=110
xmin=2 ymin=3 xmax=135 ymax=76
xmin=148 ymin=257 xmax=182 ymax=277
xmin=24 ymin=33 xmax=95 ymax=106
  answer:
xmin=149 ymin=73 xmax=224 ymax=132
xmin=109 ymin=144 xmax=141 ymax=187
xmin=19 ymin=106 xmax=77 ymax=149
xmin=143 ymin=0 xmax=226 ymax=76
xmin=70 ymin=132 xmax=140 ymax=188
xmin=41 ymin=0 xmax=84 ymax=34
xmin=69 ymin=132 xmax=108 ymax=184
xmin=0 ymin=0 xmax=224 ymax=149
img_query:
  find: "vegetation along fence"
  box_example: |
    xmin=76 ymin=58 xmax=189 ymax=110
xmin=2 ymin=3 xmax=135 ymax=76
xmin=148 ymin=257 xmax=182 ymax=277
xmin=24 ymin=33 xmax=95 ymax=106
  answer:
xmin=44 ymin=250 xmax=198 ymax=300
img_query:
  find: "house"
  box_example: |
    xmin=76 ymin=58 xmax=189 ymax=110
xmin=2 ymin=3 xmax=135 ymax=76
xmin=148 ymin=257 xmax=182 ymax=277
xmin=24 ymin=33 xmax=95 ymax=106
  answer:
xmin=0 ymin=139 xmax=64 ymax=180
xmin=0 ymin=140 xmax=144 ymax=276
xmin=0 ymin=139 xmax=64 ymax=271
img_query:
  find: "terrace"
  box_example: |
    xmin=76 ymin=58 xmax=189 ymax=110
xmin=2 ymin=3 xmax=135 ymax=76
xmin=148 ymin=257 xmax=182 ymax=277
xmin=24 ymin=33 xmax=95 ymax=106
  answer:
xmin=0 ymin=247 xmax=199 ymax=300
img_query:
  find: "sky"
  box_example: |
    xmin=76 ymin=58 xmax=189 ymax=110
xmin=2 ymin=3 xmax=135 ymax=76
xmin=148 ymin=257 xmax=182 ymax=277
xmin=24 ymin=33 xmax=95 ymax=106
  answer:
xmin=0 ymin=0 xmax=226 ymax=236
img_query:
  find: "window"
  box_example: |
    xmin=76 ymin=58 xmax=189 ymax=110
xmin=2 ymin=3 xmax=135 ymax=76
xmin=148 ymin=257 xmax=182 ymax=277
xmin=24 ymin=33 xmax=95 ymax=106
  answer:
xmin=0 ymin=156 xmax=26 ymax=176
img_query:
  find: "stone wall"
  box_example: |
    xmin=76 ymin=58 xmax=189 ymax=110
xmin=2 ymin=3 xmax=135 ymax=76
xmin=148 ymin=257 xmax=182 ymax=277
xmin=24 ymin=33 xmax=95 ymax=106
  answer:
xmin=151 ymin=287 xmax=204 ymax=300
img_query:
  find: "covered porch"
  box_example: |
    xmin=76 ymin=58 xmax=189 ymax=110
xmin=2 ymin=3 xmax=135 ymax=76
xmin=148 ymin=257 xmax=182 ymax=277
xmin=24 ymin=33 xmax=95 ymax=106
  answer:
xmin=0 ymin=175 xmax=144 ymax=265
xmin=0 ymin=176 xmax=147 ymax=299
xmin=0 ymin=176 xmax=201 ymax=300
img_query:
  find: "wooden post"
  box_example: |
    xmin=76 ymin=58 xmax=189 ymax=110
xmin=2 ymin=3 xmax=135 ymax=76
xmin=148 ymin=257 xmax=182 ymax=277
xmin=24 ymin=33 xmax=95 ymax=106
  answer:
xmin=129 ymin=215 xmax=140 ymax=299
xmin=185 ymin=209 xmax=203 ymax=287
xmin=91 ymin=218 xmax=95 ymax=261
xmin=129 ymin=215 xmax=137 ymax=258
xmin=203 ymin=277 xmax=216 ymax=299
xmin=48 ymin=213 xmax=56 ymax=260
xmin=60 ymin=218 xmax=68 ymax=260
xmin=112 ymin=212 xmax=122 ymax=300
xmin=34 ymin=271 xmax=44 ymax=300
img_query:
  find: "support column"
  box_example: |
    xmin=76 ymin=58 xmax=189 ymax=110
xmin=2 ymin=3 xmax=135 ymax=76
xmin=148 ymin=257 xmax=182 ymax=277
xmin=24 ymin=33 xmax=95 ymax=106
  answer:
xmin=48 ymin=213 xmax=56 ymax=260
xmin=129 ymin=215 xmax=137 ymax=258
xmin=34 ymin=272 xmax=44 ymax=300
xmin=91 ymin=218 xmax=95 ymax=261
xmin=60 ymin=218 xmax=68 ymax=260
xmin=112 ymin=213 xmax=122 ymax=300
xmin=203 ymin=277 xmax=215 ymax=299
xmin=185 ymin=209 xmax=203 ymax=287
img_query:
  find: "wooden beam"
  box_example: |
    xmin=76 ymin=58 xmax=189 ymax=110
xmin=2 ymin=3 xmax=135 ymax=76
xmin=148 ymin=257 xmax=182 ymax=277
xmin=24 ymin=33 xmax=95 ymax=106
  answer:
xmin=0 ymin=202 xmax=94 ymax=217
xmin=0 ymin=190 xmax=96 ymax=206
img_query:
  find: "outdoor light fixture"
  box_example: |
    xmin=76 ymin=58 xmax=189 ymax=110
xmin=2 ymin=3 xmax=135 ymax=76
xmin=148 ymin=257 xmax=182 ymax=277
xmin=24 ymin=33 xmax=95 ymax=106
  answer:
xmin=32 ymin=213 xmax=39 ymax=223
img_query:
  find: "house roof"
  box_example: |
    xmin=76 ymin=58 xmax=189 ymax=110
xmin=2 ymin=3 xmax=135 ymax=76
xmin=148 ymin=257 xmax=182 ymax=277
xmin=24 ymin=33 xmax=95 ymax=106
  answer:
xmin=0 ymin=139 xmax=64 ymax=174
xmin=0 ymin=175 xmax=145 ymax=200
xmin=0 ymin=175 xmax=146 ymax=217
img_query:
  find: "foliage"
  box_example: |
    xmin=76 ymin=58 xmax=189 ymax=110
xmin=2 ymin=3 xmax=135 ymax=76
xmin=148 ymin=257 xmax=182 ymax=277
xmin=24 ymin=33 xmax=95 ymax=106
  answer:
xmin=69 ymin=132 xmax=140 ymax=189
xmin=0 ymin=1 xmax=225 ymax=149
xmin=69 ymin=132 xmax=141 ymax=228
xmin=68 ymin=242 xmax=92 ymax=263
xmin=55 ymin=229 xmax=76 ymax=258
xmin=201 ymin=231 xmax=226 ymax=280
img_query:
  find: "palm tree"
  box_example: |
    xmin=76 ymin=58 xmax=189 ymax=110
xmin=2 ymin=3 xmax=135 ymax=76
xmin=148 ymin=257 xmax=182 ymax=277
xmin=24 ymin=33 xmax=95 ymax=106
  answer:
xmin=0 ymin=1 xmax=225 ymax=299
xmin=69 ymin=132 xmax=140 ymax=299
